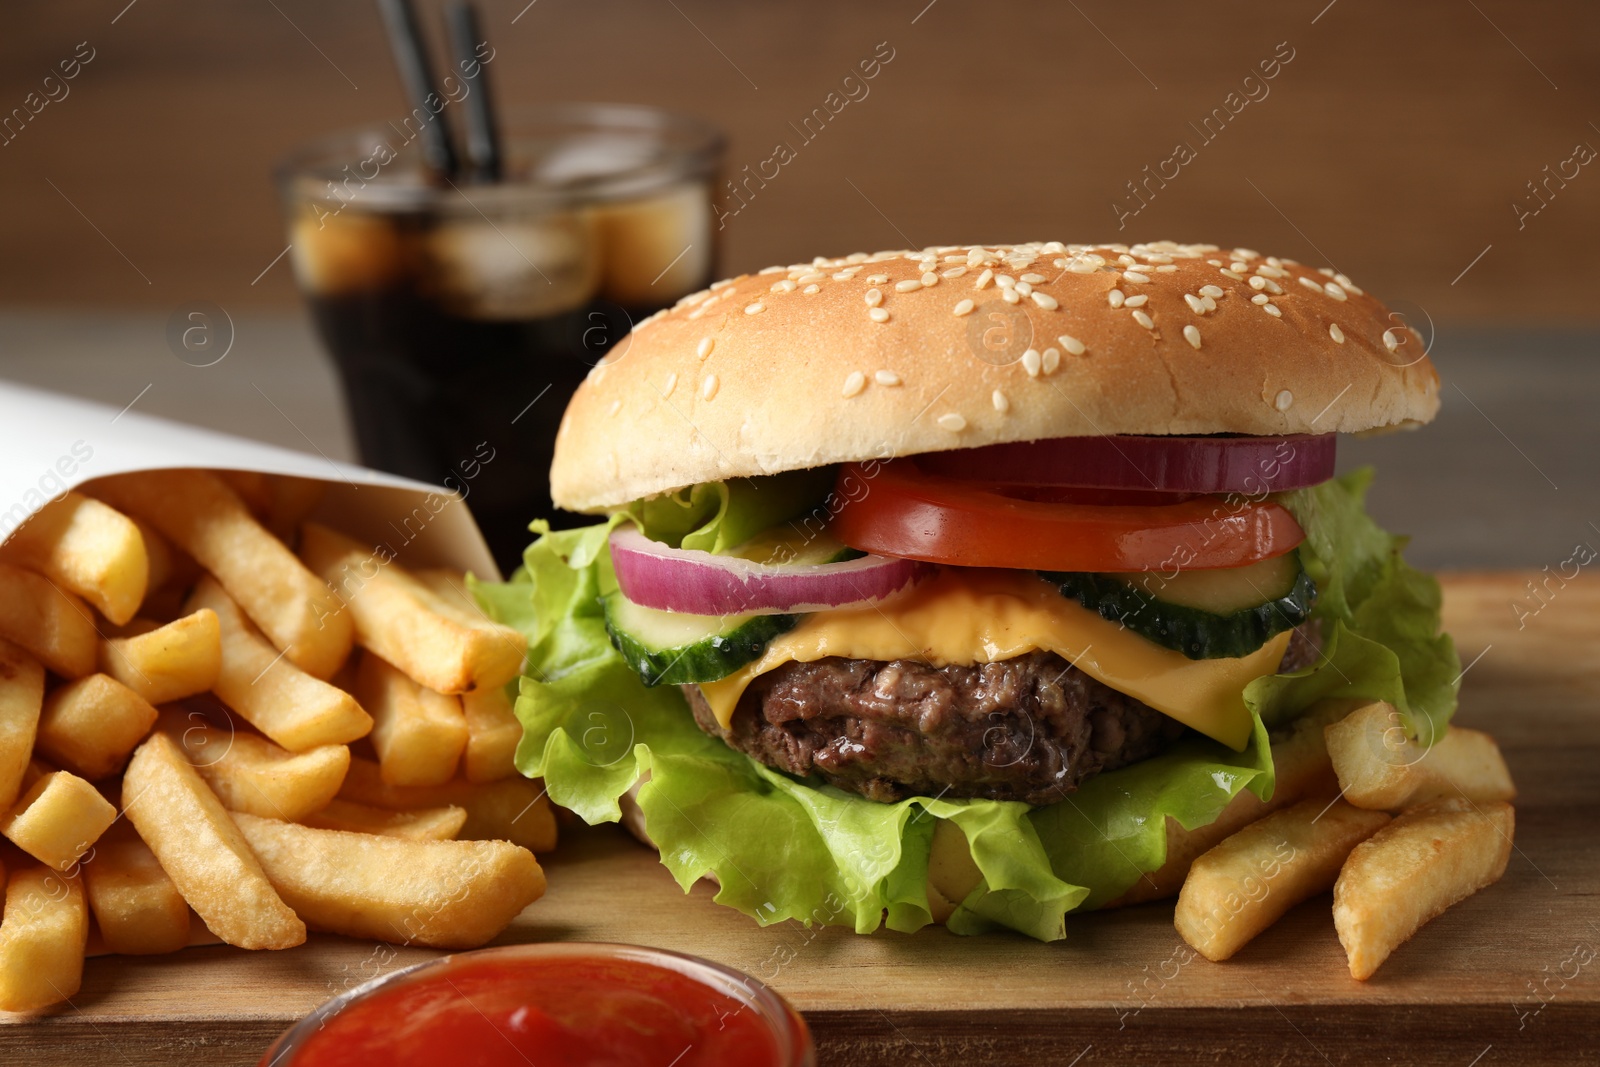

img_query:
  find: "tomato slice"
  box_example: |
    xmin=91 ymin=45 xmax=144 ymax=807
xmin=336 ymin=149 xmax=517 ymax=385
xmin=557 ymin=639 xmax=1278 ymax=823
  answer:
xmin=831 ymin=460 xmax=1305 ymax=572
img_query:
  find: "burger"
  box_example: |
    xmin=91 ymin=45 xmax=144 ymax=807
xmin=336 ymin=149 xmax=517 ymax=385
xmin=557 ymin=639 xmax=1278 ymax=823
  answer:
xmin=485 ymin=241 xmax=1458 ymax=940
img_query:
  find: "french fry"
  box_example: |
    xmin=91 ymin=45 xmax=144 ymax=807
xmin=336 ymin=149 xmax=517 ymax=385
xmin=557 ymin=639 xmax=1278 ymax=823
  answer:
xmin=1333 ymin=798 xmax=1514 ymax=980
xmin=0 ymin=771 xmax=118 ymax=872
xmin=128 ymin=517 xmax=175 ymax=595
xmin=1325 ymin=702 xmax=1517 ymax=810
xmin=1175 ymin=798 xmax=1391 ymax=961
xmin=355 ymin=653 xmax=467 ymax=787
xmin=81 ymin=822 xmax=190 ymax=955
xmin=1107 ymin=698 xmax=1352 ymax=907
xmin=122 ymin=732 xmax=305 ymax=950
xmin=463 ymin=685 xmax=522 ymax=783
xmin=218 ymin=470 xmax=273 ymax=520
xmin=0 ymin=639 xmax=44 ymax=811
xmin=233 ymin=813 xmax=544 ymax=949
xmin=265 ymin=475 xmax=326 ymax=544
xmin=186 ymin=578 xmax=371 ymax=751
xmin=0 ymin=491 xmax=149 ymax=626
xmin=35 ymin=675 xmax=160 ymax=780
xmin=98 ymin=608 xmax=221 ymax=707
xmin=339 ymin=756 xmax=557 ymax=853
xmin=0 ymin=864 xmax=88 ymax=1013
xmin=301 ymin=523 xmax=524 ymax=694
xmin=301 ymin=798 xmax=467 ymax=841
xmin=0 ymin=564 xmax=97 ymax=679
xmin=158 ymin=709 xmax=348 ymax=821
xmin=89 ymin=470 xmax=352 ymax=679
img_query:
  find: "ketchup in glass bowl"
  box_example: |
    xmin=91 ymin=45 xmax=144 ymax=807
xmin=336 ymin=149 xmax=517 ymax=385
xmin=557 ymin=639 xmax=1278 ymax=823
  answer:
xmin=259 ymin=942 xmax=814 ymax=1067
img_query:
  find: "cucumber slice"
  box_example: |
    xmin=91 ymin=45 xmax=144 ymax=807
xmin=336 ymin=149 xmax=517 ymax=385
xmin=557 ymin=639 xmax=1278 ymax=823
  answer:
xmin=603 ymin=592 xmax=801 ymax=687
xmin=1041 ymin=552 xmax=1316 ymax=660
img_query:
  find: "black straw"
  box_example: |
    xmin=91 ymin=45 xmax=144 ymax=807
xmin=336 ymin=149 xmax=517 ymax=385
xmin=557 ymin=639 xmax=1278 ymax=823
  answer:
xmin=444 ymin=0 xmax=502 ymax=182
xmin=376 ymin=0 xmax=459 ymax=179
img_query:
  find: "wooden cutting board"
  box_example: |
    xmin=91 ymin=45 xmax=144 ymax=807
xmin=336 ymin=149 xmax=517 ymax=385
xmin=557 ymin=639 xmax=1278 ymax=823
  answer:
xmin=1 ymin=571 xmax=1595 ymax=1066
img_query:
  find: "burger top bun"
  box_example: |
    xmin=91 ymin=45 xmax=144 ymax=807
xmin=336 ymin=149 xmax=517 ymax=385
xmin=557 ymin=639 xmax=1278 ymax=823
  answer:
xmin=550 ymin=241 xmax=1440 ymax=513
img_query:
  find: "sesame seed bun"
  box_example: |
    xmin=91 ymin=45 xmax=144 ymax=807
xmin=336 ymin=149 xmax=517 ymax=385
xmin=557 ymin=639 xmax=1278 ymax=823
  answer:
xmin=550 ymin=241 xmax=1440 ymax=512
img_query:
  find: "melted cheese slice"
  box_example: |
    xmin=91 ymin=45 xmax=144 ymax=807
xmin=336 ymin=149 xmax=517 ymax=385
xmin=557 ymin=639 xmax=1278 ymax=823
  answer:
xmin=699 ymin=569 xmax=1289 ymax=751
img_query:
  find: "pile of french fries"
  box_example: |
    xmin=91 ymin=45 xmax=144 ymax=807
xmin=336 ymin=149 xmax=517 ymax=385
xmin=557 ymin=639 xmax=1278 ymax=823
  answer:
xmin=0 ymin=469 xmax=554 ymax=1014
xmin=1173 ymin=698 xmax=1516 ymax=979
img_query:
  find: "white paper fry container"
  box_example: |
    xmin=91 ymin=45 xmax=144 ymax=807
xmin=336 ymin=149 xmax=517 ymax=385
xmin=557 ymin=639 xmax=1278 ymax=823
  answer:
xmin=0 ymin=380 xmax=501 ymax=580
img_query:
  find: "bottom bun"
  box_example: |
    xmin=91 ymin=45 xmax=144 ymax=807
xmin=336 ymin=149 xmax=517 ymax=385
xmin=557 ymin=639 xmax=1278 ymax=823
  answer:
xmin=614 ymin=698 xmax=1362 ymax=924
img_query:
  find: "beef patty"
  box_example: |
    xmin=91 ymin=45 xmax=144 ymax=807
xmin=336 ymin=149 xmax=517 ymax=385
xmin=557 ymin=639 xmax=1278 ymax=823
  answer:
xmin=684 ymin=623 xmax=1322 ymax=805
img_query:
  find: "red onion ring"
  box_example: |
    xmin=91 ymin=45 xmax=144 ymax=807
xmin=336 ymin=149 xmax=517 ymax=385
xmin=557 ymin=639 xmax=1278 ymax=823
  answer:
xmin=609 ymin=525 xmax=931 ymax=615
xmin=915 ymin=434 xmax=1336 ymax=494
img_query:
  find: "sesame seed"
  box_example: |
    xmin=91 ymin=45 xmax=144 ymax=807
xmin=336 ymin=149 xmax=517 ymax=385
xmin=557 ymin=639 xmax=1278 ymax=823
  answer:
xmin=1021 ymin=273 xmax=1047 ymax=284
xmin=1118 ymin=254 xmax=1136 ymax=266
xmin=995 ymin=275 xmax=1016 ymax=290
xmin=1042 ymin=347 xmax=1061 ymax=374
xmin=1156 ymin=264 xmax=1179 ymax=273
xmin=1014 ymin=281 xmax=1033 ymax=297
xmin=1297 ymin=276 xmax=1324 ymax=293
xmin=1251 ymin=293 xmax=1271 ymax=305
xmin=702 ymin=374 xmax=719 ymax=400
xmin=1275 ymin=389 xmax=1293 ymax=411
xmin=1229 ymin=262 xmax=1248 ymax=273
xmin=942 ymin=266 xmax=968 ymax=278
xmin=992 ymin=389 xmax=1010 ymax=413
xmin=1329 ymin=323 xmax=1345 ymax=344
xmin=1382 ymin=329 xmax=1400 ymax=353
xmin=1249 ymin=276 xmax=1268 ymax=291
xmin=1123 ymin=271 xmax=1151 ymax=284
xmin=1234 ymin=248 xmax=1260 ymax=260
xmin=975 ymin=269 xmax=994 ymax=289
xmin=662 ymin=372 xmax=678 ymax=397
xmin=1133 ymin=309 xmax=1155 ymax=329
xmin=758 ymin=265 xmax=784 ymax=275
xmin=953 ymin=299 xmax=975 ymax=316
xmin=842 ymin=371 xmax=866 ymax=398
xmin=1108 ymin=288 xmax=1126 ymax=308
xmin=1002 ymin=288 xmax=1021 ymax=304
xmin=937 ymin=413 xmax=967 ymax=432
xmin=1183 ymin=324 xmax=1202 ymax=349
xmin=895 ymin=279 xmax=922 ymax=293
xmin=1184 ymin=293 xmax=1206 ymax=313
xmin=868 ymin=307 xmax=890 ymax=323
xmin=697 ymin=337 xmax=715 ymax=359
xmin=921 ymin=272 xmax=940 ymax=287
xmin=1262 ymin=303 xmax=1282 ymax=317
xmin=802 ymin=284 xmax=820 ymax=295
xmin=1219 ymin=268 xmax=1245 ymax=281
xmin=832 ymin=272 xmax=853 ymax=281
xmin=798 ymin=272 xmax=827 ymax=285
xmin=1324 ymin=282 xmax=1348 ymax=301
xmin=745 ymin=302 xmax=764 ymax=315
xmin=865 ymin=288 xmax=884 ymax=307
xmin=875 ymin=370 xmax=902 ymax=386
xmin=1059 ymin=334 xmax=1086 ymax=356
xmin=1335 ymin=273 xmax=1364 ymax=295
xmin=1199 ymin=284 xmax=1224 ymax=299
xmin=866 ymin=274 xmax=890 ymax=284
xmin=1200 ymin=295 xmax=1217 ymax=312
xmin=1207 ymin=259 xmax=1223 ymax=267
xmin=609 ymin=399 xmax=622 ymax=416
xmin=1022 ymin=349 xmax=1042 ymax=377
xmin=1146 ymin=254 xmax=1173 ymax=264
xmin=1031 ymin=291 xmax=1059 ymax=310
xmin=1256 ymin=264 xmax=1286 ymax=279
xmin=1068 ymin=258 xmax=1099 ymax=273
xmin=1262 ymin=278 xmax=1283 ymax=295
xmin=1124 ymin=294 xmax=1148 ymax=307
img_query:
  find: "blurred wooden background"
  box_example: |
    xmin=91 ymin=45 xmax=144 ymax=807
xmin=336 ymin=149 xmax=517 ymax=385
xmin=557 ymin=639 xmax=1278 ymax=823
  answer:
xmin=2 ymin=0 xmax=1597 ymax=323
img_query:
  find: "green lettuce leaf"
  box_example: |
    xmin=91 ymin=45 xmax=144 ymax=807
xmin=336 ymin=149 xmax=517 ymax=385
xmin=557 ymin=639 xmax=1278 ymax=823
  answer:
xmin=477 ymin=468 xmax=1457 ymax=941
xmin=620 ymin=466 xmax=836 ymax=554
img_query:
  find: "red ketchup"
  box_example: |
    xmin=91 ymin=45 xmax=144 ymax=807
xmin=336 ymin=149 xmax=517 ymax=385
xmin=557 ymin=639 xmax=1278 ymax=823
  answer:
xmin=263 ymin=944 xmax=812 ymax=1067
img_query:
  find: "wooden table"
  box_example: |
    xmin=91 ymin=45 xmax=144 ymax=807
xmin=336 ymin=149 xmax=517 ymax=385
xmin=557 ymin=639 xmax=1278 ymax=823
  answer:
xmin=2 ymin=571 xmax=1594 ymax=1065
